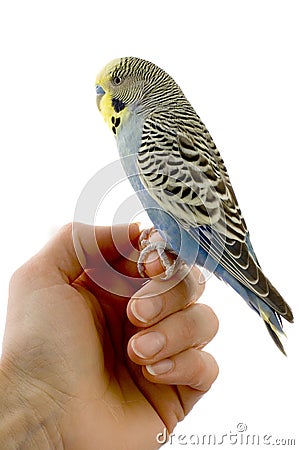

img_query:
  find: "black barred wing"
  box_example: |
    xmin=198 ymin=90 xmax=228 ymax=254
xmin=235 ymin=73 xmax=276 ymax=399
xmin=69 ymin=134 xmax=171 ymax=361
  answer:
xmin=137 ymin=114 xmax=247 ymax=240
xmin=137 ymin=115 xmax=293 ymax=321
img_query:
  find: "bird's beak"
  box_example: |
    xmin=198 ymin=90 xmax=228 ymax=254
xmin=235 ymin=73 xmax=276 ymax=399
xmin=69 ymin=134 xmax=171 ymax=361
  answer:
xmin=95 ymin=85 xmax=105 ymax=111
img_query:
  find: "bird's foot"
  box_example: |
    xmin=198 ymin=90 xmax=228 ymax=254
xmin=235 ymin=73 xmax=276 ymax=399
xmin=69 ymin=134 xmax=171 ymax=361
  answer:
xmin=137 ymin=228 xmax=183 ymax=280
xmin=138 ymin=227 xmax=157 ymax=251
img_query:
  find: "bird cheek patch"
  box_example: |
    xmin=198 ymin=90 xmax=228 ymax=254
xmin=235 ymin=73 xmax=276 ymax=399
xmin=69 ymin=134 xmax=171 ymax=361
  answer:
xmin=112 ymin=97 xmax=126 ymax=113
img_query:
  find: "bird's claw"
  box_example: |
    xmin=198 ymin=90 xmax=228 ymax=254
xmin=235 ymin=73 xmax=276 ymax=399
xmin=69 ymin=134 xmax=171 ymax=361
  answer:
xmin=138 ymin=227 xmax=157 ymax=251
xmin=137 ymin=228 xmax=183 ymax=280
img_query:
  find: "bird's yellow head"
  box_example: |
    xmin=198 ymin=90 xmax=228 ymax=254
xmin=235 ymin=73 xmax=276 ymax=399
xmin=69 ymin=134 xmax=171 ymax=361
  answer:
xmin=95 ymin=58 xmax=128 ymax=135
xmin=95 ymin=57 xmax=180 ymax=135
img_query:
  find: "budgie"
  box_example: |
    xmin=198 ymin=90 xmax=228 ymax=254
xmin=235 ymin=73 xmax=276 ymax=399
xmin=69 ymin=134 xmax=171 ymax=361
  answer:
xmin=95 ymin=57 xmax=293 ymax=354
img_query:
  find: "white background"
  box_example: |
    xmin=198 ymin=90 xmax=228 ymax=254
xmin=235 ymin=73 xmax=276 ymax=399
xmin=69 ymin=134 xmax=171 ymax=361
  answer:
xmin=0 ymin=1 xmax=298 ymax=448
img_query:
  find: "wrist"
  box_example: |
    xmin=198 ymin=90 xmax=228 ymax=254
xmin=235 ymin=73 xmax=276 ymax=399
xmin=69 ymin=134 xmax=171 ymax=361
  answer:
xmin=0 ymin=361 xmax=63 ymax=450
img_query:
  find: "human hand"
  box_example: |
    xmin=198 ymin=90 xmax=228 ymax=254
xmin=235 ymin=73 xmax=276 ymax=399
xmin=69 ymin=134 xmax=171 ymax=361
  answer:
xmin=0 ymin=223 xmax=218 ymax=450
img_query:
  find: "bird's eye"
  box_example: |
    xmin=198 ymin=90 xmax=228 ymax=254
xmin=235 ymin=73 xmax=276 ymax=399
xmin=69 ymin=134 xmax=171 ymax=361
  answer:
xmin=113 ymin=76 xmax=122 ymax=86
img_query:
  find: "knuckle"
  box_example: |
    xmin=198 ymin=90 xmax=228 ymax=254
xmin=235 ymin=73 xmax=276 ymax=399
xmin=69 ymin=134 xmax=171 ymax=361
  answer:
xmin=189 ymin=350 xmax=219 ymax=389
xmin=58 ymin=222 xmax=73 ymax=240
xmin=180 ymin=267 xmax=205 ymax=304
xmin=9 ymin=223 xmax=75 ymax=295
xmin=9 ymin=267 xmax=23 ymax=291
xmin=191 ymin=266 xmax=206 ymax=294
xmin=211 ymin=359 xmax=219 ymax=384
xmin=199 ymin=303 xmax=219 ymax=332
xmin=9 ymin=258 xmax=39 ymax=292
xmin=205 ymin=352 xmax=219 ymax=385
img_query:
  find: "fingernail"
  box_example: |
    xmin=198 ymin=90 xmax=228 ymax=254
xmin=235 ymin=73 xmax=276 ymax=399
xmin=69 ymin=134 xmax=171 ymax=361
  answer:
xmin=130 ymin=297 xmax=163 ymax=323
xmin=131 ymin=332 xmax=165 ymax=358
xmin=146 ymin=359 xmax=174 ymax=375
